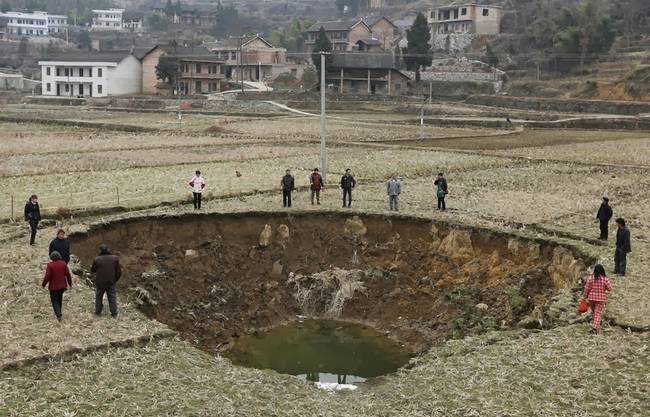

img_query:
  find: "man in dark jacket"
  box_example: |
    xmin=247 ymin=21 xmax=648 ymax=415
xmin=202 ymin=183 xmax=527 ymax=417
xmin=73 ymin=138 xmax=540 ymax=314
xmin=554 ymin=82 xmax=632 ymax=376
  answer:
xmin=596 ymin=197 xmax=613 ymax=240
xmin=434 ymin=173 xmax=448 ymax=211
xmin=49 ymin=229 xmax=71 ymax=264
xmin=281 ymin=169 xmax=295 ymax=208
xmin=24 ymin=194 xmax=41 ymax=245
xmin=340 ymin=169 xmax=356 ymax=208
xmin=91 ymin=244 xmax=122 ymax=317
xmin=614 ymin=218 xmax=631 ymax=276
xmin=310 ymin=168 xmax=324 ymax=205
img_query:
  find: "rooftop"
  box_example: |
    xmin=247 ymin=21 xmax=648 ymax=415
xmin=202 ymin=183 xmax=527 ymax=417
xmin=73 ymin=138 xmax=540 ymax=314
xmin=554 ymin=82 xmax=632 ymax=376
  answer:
xmin=39 ymin=50 xmax=135 ymax=63
xmin=430 ymin=2 xmax=503 ymax=10
xmin=305 ymin=20 xmax=364 ymax=32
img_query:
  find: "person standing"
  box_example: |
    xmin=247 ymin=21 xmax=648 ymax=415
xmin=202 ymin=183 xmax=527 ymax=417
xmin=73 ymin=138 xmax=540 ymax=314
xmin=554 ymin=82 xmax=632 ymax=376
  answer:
xmin=49 ymin=229 xmax=71 ymax=264
xmin=281 ymin=169 xmax=295 ymax=208
xmin=582 ymin=264 xmax=613 ymax=334
xmin=340 ymin=169 xmax=356 ymax=208
xmin=595 ymin=197 xmax=613 ymax=240
xmin=91 ymin=244 xmax=122 ymax=318
xmin=387 ymin=174 xmax=401 ymax=211
xmin=614 ymin=218 xmax=631 ymax=276
xmin=189 ymin=170 xmax=206 ymax=210
xmin=433 ymin=173 xmax=448 ymax=211
xmin=310 ymin=168 xmax=324 ymax=205
xmin=41 ymin=251 xmax=72 ymax=322
xmin=24 ymin=194 xmax=41 ymax=245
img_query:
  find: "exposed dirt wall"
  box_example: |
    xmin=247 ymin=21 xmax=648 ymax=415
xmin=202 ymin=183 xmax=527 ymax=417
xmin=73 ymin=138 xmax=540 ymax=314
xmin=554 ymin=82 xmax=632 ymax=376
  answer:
xmin=70 ymin=212 xmax=592 ymax=354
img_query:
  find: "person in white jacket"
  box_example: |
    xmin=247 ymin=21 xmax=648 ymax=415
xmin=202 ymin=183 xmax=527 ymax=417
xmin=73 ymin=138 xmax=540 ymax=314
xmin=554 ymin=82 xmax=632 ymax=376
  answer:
xmin=189 ymin=170 xmax=206 ymax=209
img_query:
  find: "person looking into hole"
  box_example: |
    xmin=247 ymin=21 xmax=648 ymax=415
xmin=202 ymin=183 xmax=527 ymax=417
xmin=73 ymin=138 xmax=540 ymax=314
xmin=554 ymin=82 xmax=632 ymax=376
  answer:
xmin=340 ymin=169 xmax=356 ymax=208
xmin=281 ymin=169 xmax=295 ymax=208
xmin=189 ymin=170 xmax=206 ymax=210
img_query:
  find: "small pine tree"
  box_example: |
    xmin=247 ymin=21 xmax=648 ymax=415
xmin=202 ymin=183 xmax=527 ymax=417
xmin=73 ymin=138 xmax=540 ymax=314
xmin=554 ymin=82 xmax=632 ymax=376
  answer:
xmin=404 ymin=12 xmax=432 ymax=82
xmin=311 ymin=26 xmax=333 ymax=73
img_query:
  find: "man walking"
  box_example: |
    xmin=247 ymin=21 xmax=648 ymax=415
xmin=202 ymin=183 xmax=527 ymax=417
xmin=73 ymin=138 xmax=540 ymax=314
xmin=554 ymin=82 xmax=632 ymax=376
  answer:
xmin=614 ymin=218 xmax=631 ymax=276
xmin=189 ymin=170 xmax=206 ymax=209
xmin=340 ymin=169 xmax=356 ymax=208
xmin=24 ymin=194 xmax=41 ymax=245
xmin=596 ymin=197 xmax=613 ymax=240
xmin=91 ymin=244 xmax=122 ymax=318
xmin=387 ymin=174 xmax=401 ymax=211
xmin=434 ymin=173 xmax=448 ymax=211
xmin=281 ymin=169 xmax=295 ymax=208
xmin=49 ymin=229 xmax=71 ymax=264
xmin=310 ymin=168 xmax=324 ymax=205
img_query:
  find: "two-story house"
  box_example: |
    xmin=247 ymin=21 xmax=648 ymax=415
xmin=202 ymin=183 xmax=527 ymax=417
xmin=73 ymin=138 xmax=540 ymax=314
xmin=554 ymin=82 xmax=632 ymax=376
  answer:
xmin=204 ymin=35 xmax=302 ymax=82
xmin=363 ymin=16 xmax=399 ymax=49
xmin=39 ymin=50 xmax=142 ymax=97
xmin=0 ymin=11 xmax=67 ymax=37
xmin=304 ymin=20 xmax=373 ymax=52
xmin=427 ymin=3 xmax=502 ymax=36
xmin=92 ymin=9 xmax=125 ymax=31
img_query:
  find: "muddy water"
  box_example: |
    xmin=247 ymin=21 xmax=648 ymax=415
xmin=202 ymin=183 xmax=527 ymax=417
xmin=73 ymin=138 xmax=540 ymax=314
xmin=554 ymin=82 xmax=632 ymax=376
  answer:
xmin=224 ymin=320 xmax=413 ymax=384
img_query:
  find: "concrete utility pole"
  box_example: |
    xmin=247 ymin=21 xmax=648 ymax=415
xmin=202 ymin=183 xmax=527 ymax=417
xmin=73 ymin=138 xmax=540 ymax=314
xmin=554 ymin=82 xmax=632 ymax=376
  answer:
xmin=320 ymin=52 xmax=327 ymax=181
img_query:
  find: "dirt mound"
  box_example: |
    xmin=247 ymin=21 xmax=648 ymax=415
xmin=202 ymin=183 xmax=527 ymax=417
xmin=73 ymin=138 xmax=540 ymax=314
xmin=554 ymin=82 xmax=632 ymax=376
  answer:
xmin=70 ymin=212 xmax=591 ymax=353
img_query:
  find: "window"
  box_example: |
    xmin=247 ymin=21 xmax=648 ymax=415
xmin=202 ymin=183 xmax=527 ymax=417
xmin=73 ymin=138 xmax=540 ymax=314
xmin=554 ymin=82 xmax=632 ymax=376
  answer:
xmin=483 ymin=8 xmax=489 ymax=16
xmin=196 ymin=64 xmax=201 ymax=73
xmin=46 ymin=83 xmax=51 ymax=92
xmin=64 ymin=68 xmax=69 ymax=76
xmin=65 ymin=84 xmax=69 ymax=92
xmin=97 ymin=85 xmax=103 ymax=94
xmin=89 ymin=68 xmax=92 ymax=77
xmin=195 ymin=80 xmax=202 ymax=92
xmin=46 ymin=67 xmax=51 ymax=76
xmin=231 ymin=51 xmax=237 ymax=60
xmin=98 ymin=68 xmax=102 ymax=77
xmin=431 ymin=11 xmax=435 ymax=20
xmin=461 ymin=7 xmax=467 ymax=15
xmin=56 ymin=68 xmax=60 ymax=76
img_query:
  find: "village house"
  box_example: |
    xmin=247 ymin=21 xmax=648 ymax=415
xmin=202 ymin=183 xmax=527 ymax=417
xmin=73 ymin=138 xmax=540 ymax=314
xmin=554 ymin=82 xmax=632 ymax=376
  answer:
xmin=0 ymin=11 xmax=67 ymax=37
xmin=175 ymin=7 xmax=217 ymax=27
xmin=144 ymin=45 xmax=226 ymax=95
xmin=304 ymin=20 xmax=373 ymax=51
xmin=123 ymin=12 xmax=144 ymax=32
xmin=204 ymin=35 xmax=303 ymax=82
xmin=427 ymin=2 xmax=502 ymax=35
xmin=39 ymin=50 xmax=142 ymax=97
xmin=92 ymin=8 xmax=125 ymax=31
xmin=327 ymin=53 xmax=409 ymax=96
xmin=363 ymin=16 xmax=399 ymax=49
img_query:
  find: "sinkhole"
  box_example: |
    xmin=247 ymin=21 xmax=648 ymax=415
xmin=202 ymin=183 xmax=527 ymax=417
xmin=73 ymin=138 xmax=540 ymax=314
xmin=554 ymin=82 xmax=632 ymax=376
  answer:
xmin=70 ymin=212 xmax=591 ymax=384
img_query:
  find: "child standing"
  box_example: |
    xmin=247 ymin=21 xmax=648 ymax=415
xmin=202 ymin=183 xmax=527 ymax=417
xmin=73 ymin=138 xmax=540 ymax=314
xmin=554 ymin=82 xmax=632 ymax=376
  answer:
xmin=582 ymin=264 xmax=613 ymax=334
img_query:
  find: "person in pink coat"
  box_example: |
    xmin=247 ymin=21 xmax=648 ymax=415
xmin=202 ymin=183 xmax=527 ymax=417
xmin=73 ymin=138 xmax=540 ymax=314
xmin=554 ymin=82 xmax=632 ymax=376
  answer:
xmin=583 ymin=264 xmax=613 ymax=335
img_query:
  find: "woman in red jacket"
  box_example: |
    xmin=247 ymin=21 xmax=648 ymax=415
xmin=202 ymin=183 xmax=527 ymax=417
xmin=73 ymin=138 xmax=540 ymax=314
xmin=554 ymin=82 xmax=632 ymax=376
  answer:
xmin=583 ymin=264 xmax=613 ymax=335
xmin=42 ymin=251 xmax=72 ymax=321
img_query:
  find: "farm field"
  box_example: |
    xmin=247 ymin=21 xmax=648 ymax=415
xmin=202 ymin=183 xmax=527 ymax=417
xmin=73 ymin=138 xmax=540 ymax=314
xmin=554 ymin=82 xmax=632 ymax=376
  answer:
xmin=0 ymin=106 xmax=649 ymax=417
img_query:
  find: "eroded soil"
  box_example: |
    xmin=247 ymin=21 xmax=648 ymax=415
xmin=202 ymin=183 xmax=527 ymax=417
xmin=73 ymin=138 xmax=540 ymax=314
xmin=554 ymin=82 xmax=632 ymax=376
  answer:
xmin=70 ymin=212 xmax=590 ymax=354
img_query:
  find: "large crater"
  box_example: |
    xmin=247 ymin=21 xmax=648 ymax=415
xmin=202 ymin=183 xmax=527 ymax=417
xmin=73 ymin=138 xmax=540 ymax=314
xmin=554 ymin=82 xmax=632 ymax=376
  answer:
xmin=71 ymin=212 xmax=591 ymax=354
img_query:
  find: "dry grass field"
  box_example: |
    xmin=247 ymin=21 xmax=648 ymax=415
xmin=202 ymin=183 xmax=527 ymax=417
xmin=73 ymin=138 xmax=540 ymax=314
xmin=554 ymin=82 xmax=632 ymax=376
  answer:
xmin=0 ymin=106 xmax=648 ymax=417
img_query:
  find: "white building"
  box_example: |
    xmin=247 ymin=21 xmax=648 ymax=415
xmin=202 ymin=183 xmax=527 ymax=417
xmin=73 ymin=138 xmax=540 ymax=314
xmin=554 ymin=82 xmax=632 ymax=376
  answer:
xmin=0 ymin=11 xmax=67 ymax=37
xmin=92 ymin=9 xmax=124 ymax=30
xmin=48 ymin=14 xmax=68 ymax=34
xmin=123 ymin=12 xmax=144 ymax=32
xmin=39 ymin=51 xmax=142 ymax=97
xmin=427 ymin=3 xmax=502 ymax=35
